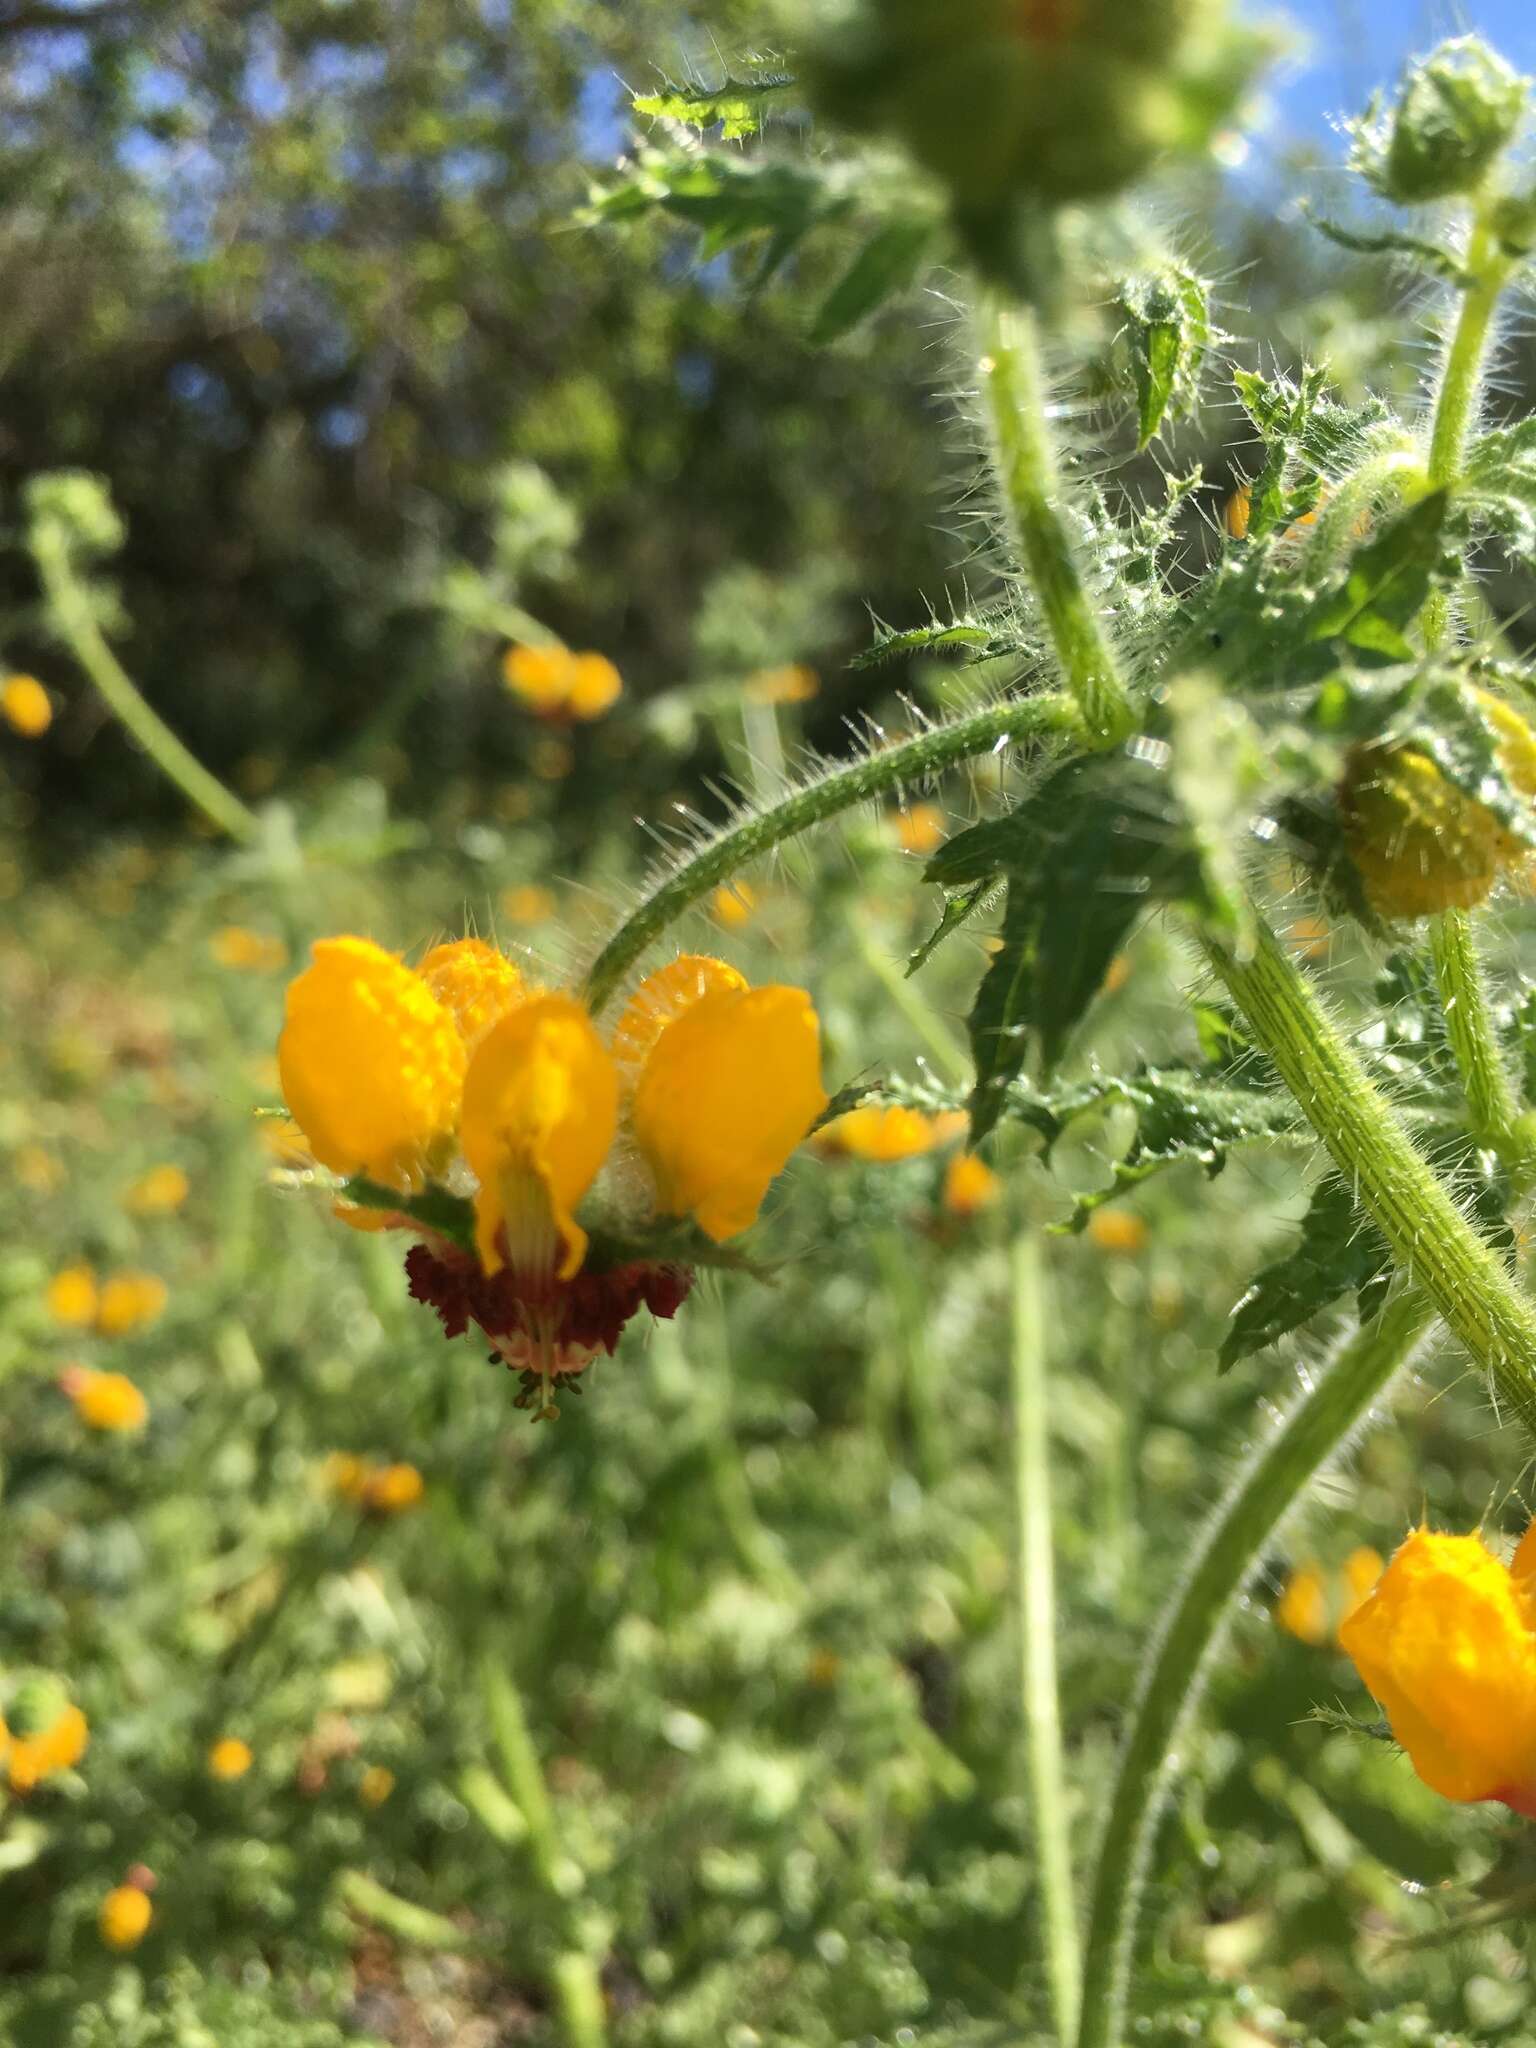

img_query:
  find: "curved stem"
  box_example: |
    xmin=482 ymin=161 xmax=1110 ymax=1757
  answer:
xmin=1011 ymin=1233 xmax=1080 ymax=2045
xmin=1207 ymin=915 xmax=1536 ymax=1440
xmin=582 ymin=691 xmax=1079 ymax=1011
xmin=30 ymin=519 xmax=263 ymax=846
xmin=1430 ymin=909 xmax=1523 ymax=1158
xmin=1075 ymin=1290 xmax=1434 ymax=2048
xmin=977 ymin=299 xmax=1135 ymax=746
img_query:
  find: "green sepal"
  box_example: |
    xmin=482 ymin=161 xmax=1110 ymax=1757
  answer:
xmin=340 ymin=1177 xmax=476 ymax=1255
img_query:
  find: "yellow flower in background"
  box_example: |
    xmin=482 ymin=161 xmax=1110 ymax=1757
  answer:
xmin=503 ymin=644 xmax=622 ymax=722
xmin=15 ymin=1144 xmax=64 ymax=1194
xmin=1342 ymin=1545 xmax=1386 ymax=1615
xmin=500 ymin=884 xmax=557 ymax=926
xmin=279 ymin=937 xmax=466 ymax=1188
xmin=744 ymin=664 xmax=819 ymax=707
xmin=419 ymin=938 xmax=526 ymax=1045
xmin=631 ymin=982 xmax=828 ymax=1242
xmin=209 ymin=1736 xmax=254 ymax=1781
xmin=943 ymin=1152 xmax=1002 ymax=1218
xmin=359 ymin=1764 xmax=396 ymax=1805
xmin=2 ymin=674 xmax=52 ymax=737
xmin=63 ymin=1367 xmax=149 ymax=1433
xmin=99 ymin=1884 xmax=153 ymax=1951
xmin=461 ymin=994 xmax=619 ymax=1279
xmin=1276 ymin=1563 xmax=1329 ymax=1646
xmin=46 ymin=1264 xmax=98 ymax=1328
xmin=1087 ymin=1207 xmax=1150 ymax=1256
xmin=1 ymin=1691 xmax=89 ymax=1793
xmin=711 ymin=880 xmax=756 ymax=931
xmin=817 ymin=1104 xmax=964 ymax=1163
xmin=1340 ymin=1524 xmax=1536 ymax=1812
xmin=96 ymin=1271 xmax=168 ymax=1336
xmin=211 ymin=925 xmax=289 ymax=972
xmin=891 ymin=802 xmax=946 ymax=857
xmin=123 ymin=1164 xmax=189 ymax=1216
xmin=363 ymin=1463 xmax=426 ymax=1514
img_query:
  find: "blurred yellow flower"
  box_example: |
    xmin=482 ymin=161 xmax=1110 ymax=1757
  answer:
xmin=500 ymin=884 xmax=557 ymax=925
xmin=1 ymin=673 xmax=52 ymax=738
xmin=63 ymin=1367 xmax=148 ymax=1432
xmin=891 ymin=803 xmax=946 ymax=857
xmin=1276 ymin=1563 xmax=1329 ymax=1646
xmin=817 ymin=1104 xmax=964 ymax=1163
xmin=15 ymin=1144 xmax=63 ymax=1193
xmin=503 ymin=644 xmax=622 ymax=723
xmin=1086 ymin=1208 xmax=1149 ymax=1256
xmin=364 ymin=1463 xmax=426 ymax=1514
xmin=96 ymin=1271 xmax=168 ymax=1336
xmin=744 ymin=664 xmax=819 ymax=707
xmin=123 ymin=1164 xmax=189 ymax=1216
xmin=1 ymin=1696 xmax=89 ymax=1792
xmin=211 ymin=925 xmax=289 ymax=972
xmin=1342 ymin=1545 xmax=1385 ymax=1617
xmin=99 ymin=1884 xmax=153 ymax=1951
xmin=209 ymin=1736 xmax=254 ymax=1781
xmin=46 ymin=1264 xmax=97 ymax=1328
xmin=279 ymin=937 xmax=466 ymax=1188
xmin=712 ymin=880 xmax=756 ymax=930
xmin=943 ymin=1152 xmax=1002 ymax=1218
xmin=359 ymin=1764 xmax=396 ymax=1806
xmin=1341 ymin=1524 xmax=1536 ymax=1812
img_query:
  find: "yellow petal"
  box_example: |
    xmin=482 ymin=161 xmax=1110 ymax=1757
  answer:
xmin=610 ymin=955 xmax=747 ymax=1084
xmin=1339 ymin=1527 xmax=1536 ymax=1805
xmin=1276 ymin=1563 xmax=1329 ymax=1646
xmin=278 ymin=937 xmax=466 ymax=1188
xmin=817 ymin=1104 xmax=943 ymax=1163
xmin=460 ymin=995 xmax=619 ymax=1278
xmin=1 ymin=674 xmax=53 ymax=738
xmin=565 ymin=653 xmax=622 ymax=720
xmin=419 ymin=938 xmax=526 ymax=1044
xmin=633 ymin=984 xmax=827 ymax=1242
xmin=503 ymin=644 xmax=572 ymax=711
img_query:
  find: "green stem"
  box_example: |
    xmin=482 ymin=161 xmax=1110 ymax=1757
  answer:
xmin=1075 ymin=1290 xmax=1433 ymax=2048
xmin=977 ymin=298 xmax=1134 ymax=746
xmin=1010 ymin=1233 xmax=1080 ymax=2046
xmin=582 ymin=691 xmax=1079 ymax=1011
xmin=1430 ymin=909 xmax=1522 ymax=1156
xmin=30 ymin=521 xmax=263 ymax=845
xmin=1207 ymin=915 xmax=1536 ymax=1440
xmin=480 ymin=1656 xmax=608 ymax=2048
xmin=336 ymin=1870 xmax=484 ymax=1953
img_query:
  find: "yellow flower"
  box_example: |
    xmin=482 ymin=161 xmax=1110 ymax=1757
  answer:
xmin=891 ymin=803 xmax=947 ymax=857
xmin=362 ymin=1463 xmax=425 ymax=1514
xmin=1276 ymin=1563 xmax=1329 ymax=1646
xmin=1086 ymin=1207 xmax=1149 ymax=1256
xmin=610 ymin=956 xmax=747 ymax=1081
xmin=744 ymin=664 xmax=819 ymax=706
xmin=2 ymin=674 xmax=52 ymax=737
xmin=501 ymin=884 xmax=557 ymax=925
xmin=631 ymin=981 xmax=828 ymax=1242
xmin=711 ymin=880 xmax=756 ymax=931
xmin=503 ymin=645 xmax=622 ymax=722
xmin=123 ymin=1164 xmax=189 ymax=1215
xmin=65 ymin=1368 xmax=149 ymax=1432
xmin=99 ymin=1884 xmax=153 ymax=1951
xmin=279 ymin=937 xmax=466 ymax=1188
xmin=944 ymin=1152 xmax=1002 ymax=1218
xmin=817 ymin=1104 xmax=962 ymax=1163
xmin=359 ymin=1764 xmax=396 ymax=1806
xmin=46 ymin=1264 xmax=97 ymax=1328
xmin=419 ymin=938 xmax=526 ymax=1045
xmin=1 ymin=1699 xmax=89 ymax=1792
xmin=96 ymin=1272 xmax=168 ymax=1336
xmin=209 ymin=1736 xmax=253 ymax=1781
xmin=1340 ymin=1525 xmax=1536 ymax=1811
xmin=461 ymin=996 xmax=619 ymax=1278
xmin=1342 ymin=1545 xmax=1385 ymax=1619
xmin=211 ymin=925 xmax=289 ymax=972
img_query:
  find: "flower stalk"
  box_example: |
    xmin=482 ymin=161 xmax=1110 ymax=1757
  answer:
xmin=1075 ymin=1290 xmax=1434 ymax=2048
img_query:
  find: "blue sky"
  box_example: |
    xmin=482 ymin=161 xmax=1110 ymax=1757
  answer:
xmin=1270 ymin=1 xmax=1536 ymax=135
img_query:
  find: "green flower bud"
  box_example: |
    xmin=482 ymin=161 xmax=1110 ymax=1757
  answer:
xmin=1384 ymin=37 xmax=1526 ymax=204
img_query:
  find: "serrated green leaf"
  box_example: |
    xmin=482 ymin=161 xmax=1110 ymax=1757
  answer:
xmin=810 ymin=217 xmax=935 ymax=345
xmin=1220 ymin=1176 xmax=1392 ymax=1371
xmin=632 ymin=71 xmax=797 ymax=141
xmin=1305 ymin=491 xmax=1451 ymax=661
xmin=852 ymin=609 xmax=1026 ymax=670
xmin=965 ymin=879 xmax=1037 ymax=1144
xmin=586 ymin=145 xmax=849 ymax=271
xmin=906 ymin=880 xmax=992 ymax=977
xmin=1118 ymin=268 xmax=1214 ymax=449
xmin=1304 ymin=210 xmax=1470 ymax=284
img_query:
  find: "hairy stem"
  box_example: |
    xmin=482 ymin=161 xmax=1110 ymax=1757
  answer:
xmin=1075 ymin=1291 xmax=1433 ymax=2048
xmin=30 ymin=520 xmax=263 ymax=846
xmin=1207 ymin=915 xmax=1536 ymax=1439
xmin=582 ymin=691 xmax=1079 ymax=1011
xmin=1011 ymin=1233 xmax=1080 ymax=2045
xmin=978 ymin=299 xmax=1135 ymax=746
xmin=481 ymin=1656 xmax=608 ymax=2048
xmin=1430 ymin=909 xmax=1523 ymax=1157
